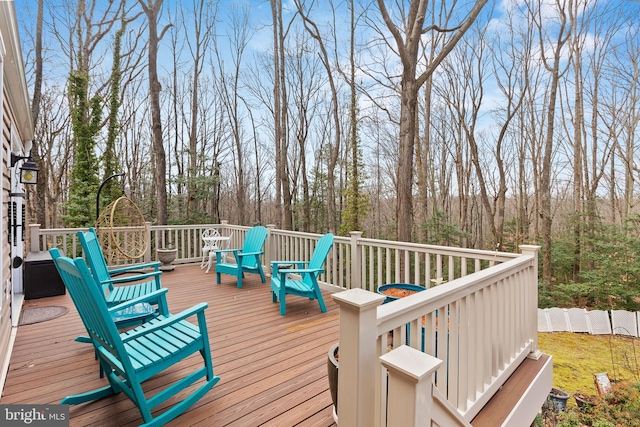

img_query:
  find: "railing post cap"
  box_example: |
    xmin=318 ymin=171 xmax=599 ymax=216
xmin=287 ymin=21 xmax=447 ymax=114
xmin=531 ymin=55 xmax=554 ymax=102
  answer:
xmin=380 ymin=345 xmax=443 ymax=382
xmin=332 ymin=288 xmax=385 ymax=311
xmin=519 ymin=244 xmax=541 ymax=253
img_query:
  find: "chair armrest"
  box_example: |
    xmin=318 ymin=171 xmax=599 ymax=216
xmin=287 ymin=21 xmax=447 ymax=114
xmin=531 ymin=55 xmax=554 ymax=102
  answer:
xmin=104 ymin=270 xmax=162 ymax=285
xmin=108 ymin=262 xmax=161 ymax=275
xmin=122 ymin=302 xmax=208 ymax=342
xmin=272 ymin=261 xmax=307 ymax=274
xmin=271 ymin=261 xmax=308 ymax=267
xmin=216 ymin=249 xmax=238 ymax=264
xmin=216 ymin=248 xmax=239 ymax=254
xmin=107 ymin=288 xmax=169 ymax=313
xmin=280 ymin=267 xmax=323 ymax=275
xmin=237 ymin=250 xmax=263 ymax=258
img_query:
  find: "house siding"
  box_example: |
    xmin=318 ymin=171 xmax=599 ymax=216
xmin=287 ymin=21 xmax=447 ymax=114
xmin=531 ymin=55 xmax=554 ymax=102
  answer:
xmin=0 ymin=96 xmax=12 ymax=375
xmin=0 ymin=1 xmax=35 ymax=394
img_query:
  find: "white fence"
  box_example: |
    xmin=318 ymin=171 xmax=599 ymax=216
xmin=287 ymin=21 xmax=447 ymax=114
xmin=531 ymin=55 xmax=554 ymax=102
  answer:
xmin=29 ymin=222 xmax=521 ymax=294
xmin=334 ymin=245 xmax=546 ymax=427
xmin=538 ymin=307 xmax=640 ymax=336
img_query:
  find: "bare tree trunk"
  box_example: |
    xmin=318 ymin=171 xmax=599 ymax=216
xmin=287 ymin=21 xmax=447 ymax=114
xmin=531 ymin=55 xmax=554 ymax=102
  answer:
xmin=31 ymin=0 xmax=47 ymax=227
xmin=581 ymin=4 xmax=617 ymax=271
xmin=271 ymin=0 xmax=283 ymax=228
xmin=376 ymin=0 xmax=487 ymax=243
xmin=347 ymin=0 xmax=360 ymax=233
xmin=568 ymin=1 xmax=583 ymax=282
xmin=517 ymin=129 xmax=529 ymax=246
xmin=540 ymin=72 xmax=561 ymax=286
xmin=415 ymin=2 xmax=441 ymax=244
xmin=416 ymin=75 xmax=432 ymax=243
xmin=168 ymin=18 xmax=184 ymax=218
xmin=245 ymin=106 xmax=262 ymax=224
xmin=184 ymin=0 xmax=215 ymax=221
xmin=295 ymin=0 xmax=341 ymax=234
xmin=287 ymin=39 xmax=317 ymax=232
xmin=457 ymin=21 xmax=527 ymax=250
xmin=277 ymin=3 xmax=293 ymax=230
xmin=530 ymin=0 xmax=571 ymax=285
xmin=217 ymin=4 xmax=250 ymax=225
xmin=139 ymin=0 xmax=171 ymax=225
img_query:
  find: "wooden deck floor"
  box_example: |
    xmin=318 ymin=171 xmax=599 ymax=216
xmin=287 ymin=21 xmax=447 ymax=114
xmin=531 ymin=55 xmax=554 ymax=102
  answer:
xmin=2 ymin=264 xmax=339 ymax=427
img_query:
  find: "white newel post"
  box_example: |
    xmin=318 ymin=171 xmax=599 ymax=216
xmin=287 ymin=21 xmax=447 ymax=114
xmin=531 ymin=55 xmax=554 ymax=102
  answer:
xmin=380 ymin=345 xmax=443 ymax=427
xmin=520 ymin=245 xmax=541 ymax=359
xmin=220 ymin=220 xmax=230 ymax=256
xmin=144 ymin=222 xmax=152 ymax=264
xmin=266 ymin=224 xmax=276 ymax=274
xmin=29 ymin=224 xmax=41 ymax=252
xmin=333 ymin=288 xmax=385 ymax=427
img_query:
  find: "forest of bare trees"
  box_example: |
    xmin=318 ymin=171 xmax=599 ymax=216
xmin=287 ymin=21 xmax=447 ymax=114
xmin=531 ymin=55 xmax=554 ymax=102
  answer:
xmin=15 ymin=0 xmax=640 ymax=296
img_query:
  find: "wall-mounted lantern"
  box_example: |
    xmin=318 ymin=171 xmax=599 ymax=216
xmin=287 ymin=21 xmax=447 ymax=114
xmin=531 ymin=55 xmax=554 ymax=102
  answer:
xmin=11 ymin=152 xmax=39 ymax=184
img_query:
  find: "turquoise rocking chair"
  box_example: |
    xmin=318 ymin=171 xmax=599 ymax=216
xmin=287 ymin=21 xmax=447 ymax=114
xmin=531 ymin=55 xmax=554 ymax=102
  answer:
xmin=51 ymin=252 xmax=220 ymax=426
xmin=270 ymin=233 xmax=334 ymax=315
xmin=215 ymin=225 xmax=268 ymax=288
xmin=78 ymin=227 xmax=169 ymax=317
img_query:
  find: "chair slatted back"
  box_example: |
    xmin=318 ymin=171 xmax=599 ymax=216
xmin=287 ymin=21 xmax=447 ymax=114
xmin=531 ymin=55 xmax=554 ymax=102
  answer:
xmin=240 ymin=226 xmax=268 ymax=268
xmin=78 ymin=228 xmax=115 ymax=294
xmin=308 ymin=234 xmax=334 ymax=272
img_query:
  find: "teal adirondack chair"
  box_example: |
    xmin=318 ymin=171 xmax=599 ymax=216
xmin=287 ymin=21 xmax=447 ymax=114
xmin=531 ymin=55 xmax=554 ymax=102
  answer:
xmin=215 ymin=225 xmax=268 ymax=288
xmin=78 ymin=228 xmax=169 ymax=317
xmin=50 ymin=252 xmax=220 ymax=426
xmin=270 ymin=233 xmax=334 ymax=315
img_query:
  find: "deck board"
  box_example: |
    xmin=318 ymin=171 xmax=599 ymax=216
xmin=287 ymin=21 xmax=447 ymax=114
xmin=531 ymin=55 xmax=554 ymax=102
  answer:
xmin=1 ymin=264 xmax=338 ymax=427
xmin=470 ymin=353 xmax=551 ymax=427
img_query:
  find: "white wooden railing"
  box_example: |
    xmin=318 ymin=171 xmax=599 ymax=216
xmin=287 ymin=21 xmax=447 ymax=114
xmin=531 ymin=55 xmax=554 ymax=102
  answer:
xmin=29 ymin=222 xmax=242 ymax=265
xmin=29 ymin=222 xmax=520 ymax=291
xmin=333 ymin=245 xmax=542 ymax=427
xmin=29 ymin=222 xmax=543 ymax=426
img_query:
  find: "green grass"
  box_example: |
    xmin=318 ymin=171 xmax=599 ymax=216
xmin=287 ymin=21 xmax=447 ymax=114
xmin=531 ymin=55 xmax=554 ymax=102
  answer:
xmin=538 ymin=332 xmax=640 ymax=406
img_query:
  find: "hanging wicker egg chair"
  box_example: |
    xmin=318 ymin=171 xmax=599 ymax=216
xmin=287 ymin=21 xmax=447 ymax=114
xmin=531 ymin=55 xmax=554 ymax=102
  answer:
xmin=95 ymin=195 xmax=149 ymax=264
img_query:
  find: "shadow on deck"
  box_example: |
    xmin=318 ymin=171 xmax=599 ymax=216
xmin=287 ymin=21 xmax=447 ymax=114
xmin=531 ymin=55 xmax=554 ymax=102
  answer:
xmin=2 ymin=264 xmax=339 ymax=426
